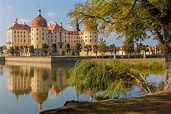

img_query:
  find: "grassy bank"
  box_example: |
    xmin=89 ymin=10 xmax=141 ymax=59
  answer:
xmin=40 ymin=58 xmax=168 ymax=114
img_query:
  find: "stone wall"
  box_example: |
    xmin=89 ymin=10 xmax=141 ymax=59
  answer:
xmin=5 ymin=57 xmax=51 ymax=63
xmin=5 ymin=57 xmax=94 ymax=63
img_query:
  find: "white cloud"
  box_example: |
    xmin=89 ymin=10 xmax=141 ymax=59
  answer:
xmin=7 ymin=5 xmax=14 ymax=9
xmin=44 ymin=12 xmax=57 ymax=18
xmin=18 ymin=18 xmax=30 ymax=24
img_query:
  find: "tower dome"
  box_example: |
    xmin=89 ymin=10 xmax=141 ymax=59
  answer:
xmin=32 ymin=9 xmax=47 ymax=27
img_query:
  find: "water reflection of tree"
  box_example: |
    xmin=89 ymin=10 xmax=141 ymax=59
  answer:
xmin=67 ymin=60 xmax=165 ymax=100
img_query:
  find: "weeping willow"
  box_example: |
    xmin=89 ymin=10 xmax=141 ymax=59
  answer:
xmin=67 ymin=60 xmax=137 ymax=98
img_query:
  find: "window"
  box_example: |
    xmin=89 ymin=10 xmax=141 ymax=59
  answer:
xmin=42 ymin=37 xmax=44 ymax=40
xmin=85 ymin=39 xmax=87 ymax=42
xmin=90 ymin=39 xmax=92 ymax=42
xmin=42 ymin=28 xmax=44 ymax=31
xmin=42 ymin=33 xmax=44 ymax=36
xmin=37 ymin=28 xmax=38 ymax=31
xmin=14 ymin=31 xmax=16 ymax=33
xmin=37 ymin=37 xmax=38 ymax=41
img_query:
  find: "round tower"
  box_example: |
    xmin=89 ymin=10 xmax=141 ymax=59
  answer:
xmin=31 ymin=9 xmax=48 ymax=49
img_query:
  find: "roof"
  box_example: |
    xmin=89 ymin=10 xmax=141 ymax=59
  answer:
xmin=32 ymin=15 xmax=47 ymax=27
xmin=48 ymin=23 xmax=67 ymax=32
xmin=8 ymin=23 xmax=31 ymax=31
xmin=84 ymin=25 xmax=97 ymax=31
xmin=68 ymin=31 xmax=84 ymax=35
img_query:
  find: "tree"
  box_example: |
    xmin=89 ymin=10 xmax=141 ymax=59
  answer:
xmin=42 ymin=43 xmax=49 ymax=56
xmin=51 ymin=43 xmax=57 ymax=56
xmin=20 ymin=46 xmax=24 ymax=56
xmin=29 ymin=45 xmax=34 ymax=55
xmin=98 ymin=38 xmax=107 ymax=58
xmin=14 ymin=46 xmax=19 ymax=56
xmin=84 ymin=44 xmax=91 ymax=57
xmin=64 ymin=43 xmax=71 ymax=57
xmin=75 ymin=43 xmax=82 ymax=57
xmin=156 ymin=43 xmax=165 ymax=56
xmin=67 ymin=0 xmax=171 ymax=89
xmin=0 ymin=46 xmax=3 ymax=56
xmin=109 ymin=45 xmax=114 ymax=56
xmin=9 ymin=47 xmax=15 ymax=56
xmin=24 ymin=46 xmax=28 ymax=56
xmin=93 ymin=45 xmax=98 ymax=58
xmin=122 ymin=38 xmax=134 ymax=59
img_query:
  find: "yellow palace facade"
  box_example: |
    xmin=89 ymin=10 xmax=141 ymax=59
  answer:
xmin=7 ymin=9 xmax=98 ymax=56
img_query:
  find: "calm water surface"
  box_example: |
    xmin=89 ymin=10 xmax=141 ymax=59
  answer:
xmin=0 ymin=62 xmax=164 ymax=114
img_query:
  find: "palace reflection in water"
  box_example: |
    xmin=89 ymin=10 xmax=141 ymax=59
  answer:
xmin=6 ymin=62 xmax=72 ymax=110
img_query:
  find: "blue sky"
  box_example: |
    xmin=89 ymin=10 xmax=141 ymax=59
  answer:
xmin=0 ymin=0 xmax=158 ymax=47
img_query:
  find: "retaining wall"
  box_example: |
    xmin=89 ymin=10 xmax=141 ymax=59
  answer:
xmin=5 ymin=57 xmax=93 ymax=63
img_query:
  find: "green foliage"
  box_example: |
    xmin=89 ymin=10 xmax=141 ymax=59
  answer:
xmin=93 ymin=45 xmax=98 ymax=57
xmin=98 ymin=38 xmax=107 ymax=56
xmin=68 ymin=60 xmax=136 ymax=98
xmin=14 ymin=46 xmax=19 ymax=56
xmin=75 ymin=43 xmax=82 ymax=57
xmin=51 ymin=43 xmax=57 ymax=56
xmin=29 ymin=45 xmax=34 ymax=54
xmin=84 ymin=44 xmax=91 ymax=57
xmin=42 ymin=43 xmax=49 ymax=56
xmin=64 ymin=43 xmax=71 ymax=57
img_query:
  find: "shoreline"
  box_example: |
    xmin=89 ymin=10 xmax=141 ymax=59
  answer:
xmin=39 ymin=88 xmax=171 ymax=114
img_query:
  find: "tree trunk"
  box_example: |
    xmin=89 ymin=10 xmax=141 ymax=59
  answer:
xmin=164 ymin=41 xmax=171 ymax=90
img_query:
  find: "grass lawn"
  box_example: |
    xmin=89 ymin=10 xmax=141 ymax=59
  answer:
xmin=40 ymin=88 xmax=171 ymax=114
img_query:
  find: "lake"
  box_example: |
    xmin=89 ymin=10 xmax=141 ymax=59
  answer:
xmin=0 ymin=62 xmax=165 ymax=114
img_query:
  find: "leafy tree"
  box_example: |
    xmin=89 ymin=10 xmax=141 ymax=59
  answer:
xmin=156 ymin=43 xmax=165 ymax=55
xmin=42 ymin=43 xmax=49 ymax=56
xmin=20 ymin=46 xmax=24 ymax=56
xmin=64 ymin=43 xmax=71 ymax=57
xmin=9 ymin=47 xmax=15 ymax=56
xmin=98 ymin=38 xmax=107 ymax=57
xmin=84 ymin=44 xmax=91 ymax=57
xmin=29 ymin=45 xmax=34 ymax=55
xmin=67 ymin=0 xmax=171 ymax=89
xmin=109 ymin=45 xmax=114 ymax=56
xmin=51 ymin=43 xmax=57 ymax=56
xmin=122 ymin=38 xmax=134 ymax=59
xmin=0 ymin=46 xmax=3 ymax=56
xmin=93 ymin=45 xmax=98 ymax=58
xmin=14 ymin=46 xmax=19 ymax=56
xmin=75 ymin=43 xmax=82 ymax=57
xmin=24 ymin=46 xmax=28 ymax=56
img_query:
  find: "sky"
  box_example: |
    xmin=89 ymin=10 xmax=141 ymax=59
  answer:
xmin=0 ymin=0 xmax=158 ymax=47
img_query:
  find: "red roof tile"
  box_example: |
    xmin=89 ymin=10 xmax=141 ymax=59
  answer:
xmin=8 ymin=23 xmax=31 ymax=31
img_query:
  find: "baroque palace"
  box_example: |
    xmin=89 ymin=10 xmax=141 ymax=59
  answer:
xmin=7 ymin=9 xmax=98 ymax=56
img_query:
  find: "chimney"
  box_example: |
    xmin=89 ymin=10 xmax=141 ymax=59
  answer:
xmin=14 ymin=18 xmax=18 ymax=24
xmin=55 ymin=22 xmax=57 ymax=24
xmin=60 ymin=22 xmax=62 ymax=27
xmin=23 ymin=22 xmax=26 ymax=25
